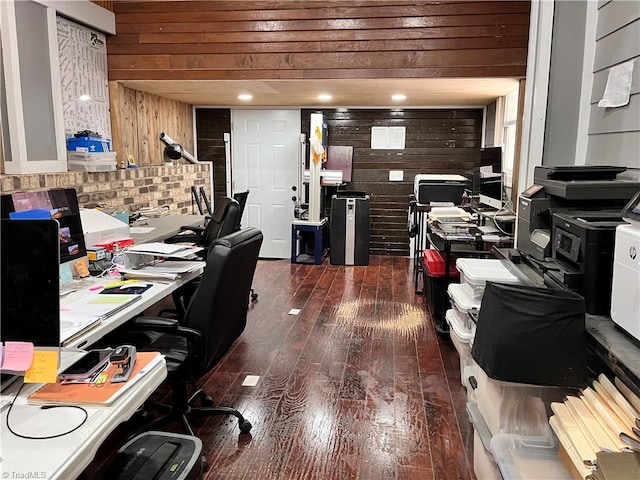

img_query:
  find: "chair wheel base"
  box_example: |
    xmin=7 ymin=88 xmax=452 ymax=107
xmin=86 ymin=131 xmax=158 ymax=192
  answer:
xmin=239 ymin=419 xmax=252 ymax=434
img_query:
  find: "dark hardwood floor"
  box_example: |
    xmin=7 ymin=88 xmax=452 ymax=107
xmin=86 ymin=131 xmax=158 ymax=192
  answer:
xmin=87 ymin=256 xmax=475 ymax=479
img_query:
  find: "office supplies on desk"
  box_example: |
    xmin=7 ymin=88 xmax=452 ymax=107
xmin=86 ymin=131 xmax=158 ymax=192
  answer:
xmin=100 ymin=283 xmax=152 ymax=295
xmin=120 ymin=260 xmax=205 ymax=280
xmin=128 ymin=242 xmax=194 ymax=256
xmin=110 ymin=345 xmax=136 ymax=383
xmin=28 ymin=352 xmax=162 ymax=406
xmin=60 ymin=294 xmax=142 ymax=346
xmin=58 ymin=349 xmax=113 ymax=381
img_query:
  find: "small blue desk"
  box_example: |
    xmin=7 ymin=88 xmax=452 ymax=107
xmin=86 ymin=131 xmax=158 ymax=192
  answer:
xmin=291 ymin=218 xmax=328 ymax=265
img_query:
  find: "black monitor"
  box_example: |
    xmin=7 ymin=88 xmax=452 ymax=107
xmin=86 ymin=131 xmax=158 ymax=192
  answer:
xmin=478 ymin=147 xmax=503 ymax=209
xmin=1 ymin=219 xmax=61 ymax=352
xmin=1 ymin=188 xmax=88 ymax=278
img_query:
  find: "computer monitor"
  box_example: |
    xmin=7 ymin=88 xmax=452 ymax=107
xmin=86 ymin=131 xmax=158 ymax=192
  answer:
xmin=1 ymin=188 xmax=88 ymax=281
xmin=1 ymin=219 xmax=61 ymax=355
xmin=477 ymin=146 xmax=503 ymax=209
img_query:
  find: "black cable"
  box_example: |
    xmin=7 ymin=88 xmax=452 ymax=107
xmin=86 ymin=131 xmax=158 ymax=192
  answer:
xmin=5 ymin=382 xmax=88 ymax=439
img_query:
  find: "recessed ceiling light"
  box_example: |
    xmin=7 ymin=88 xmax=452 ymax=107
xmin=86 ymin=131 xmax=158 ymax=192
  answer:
xmin=392 ymin=94 xmax=407 ymax=101
xmin=318 ymin=94 xmax=332 ymax=101
xmin=238 ymin=94 xmax=253 ymax=101
xmin=79 ymin=94 xmax=91 ymax=101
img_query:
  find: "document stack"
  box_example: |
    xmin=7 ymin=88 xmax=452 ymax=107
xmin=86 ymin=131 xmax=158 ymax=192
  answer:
xmin=67 ymin=133 xmax=117 ymax=172
xmin=120 ymin=243 xmax=205 ymax=280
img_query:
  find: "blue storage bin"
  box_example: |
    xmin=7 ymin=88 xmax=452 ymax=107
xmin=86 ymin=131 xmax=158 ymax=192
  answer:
xmin=67 ymin=136 xmax=111 ymax=153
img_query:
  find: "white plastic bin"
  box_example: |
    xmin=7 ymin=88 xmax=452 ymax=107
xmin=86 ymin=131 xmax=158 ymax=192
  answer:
xmin=446 ymin=308 xmax=476 ymax=386
xmin=474 ymin=430 xmax=501 ymax=480
xmin=490 ymin=434 xmax=572 ymax=480
xmin=448 ymin=282 xmax=481 ymax=314
xmin=67 ymin=151 xmax=117 ymax=172
xmin=476 ymin=366 xmax=562 ymax=440
xmin=455 ymin=258 xmax=521 ymax=301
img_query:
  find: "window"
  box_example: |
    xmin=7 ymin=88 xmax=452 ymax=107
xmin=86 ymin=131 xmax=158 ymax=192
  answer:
xmin=502 ymin=86 xmax=519 ymax=186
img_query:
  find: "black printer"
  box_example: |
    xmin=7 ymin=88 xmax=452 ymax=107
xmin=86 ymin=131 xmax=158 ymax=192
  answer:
xmin=517 ymin=166 xmax=640 ymax=261
xmin=547 ymin=209 xmax=625 ymax=315
xmin=517 ymin=166 xmax=640 ymax=315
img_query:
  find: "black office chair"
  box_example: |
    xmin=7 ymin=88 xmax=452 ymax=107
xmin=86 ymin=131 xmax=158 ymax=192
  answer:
xmin=117 ymin=228 xmax=263 ymax=437
xmin=232 ymin=190 xmax=249 ymax=231
xmin=231 ymin=190 xmax=258 ymax=301
xmin=165 ymin=197 xmax=242 ymax=318
xmin=165 ymin=196 xmax=241 ymax=252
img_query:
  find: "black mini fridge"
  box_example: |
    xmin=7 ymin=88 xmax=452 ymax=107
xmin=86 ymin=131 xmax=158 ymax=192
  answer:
xmin=330 ymin=191 xmax=370 ymax=265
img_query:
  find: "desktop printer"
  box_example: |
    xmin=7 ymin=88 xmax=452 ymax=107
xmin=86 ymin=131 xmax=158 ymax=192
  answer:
xmin=517 ymin=166 xmax=640 ymax=261
xmin=547 ymin=209 xmax=625 ymax=315
xmin=610 ymin=192 xmax=640 ymax=341
xmin=414 ymin=174 xmax=466 ymax=205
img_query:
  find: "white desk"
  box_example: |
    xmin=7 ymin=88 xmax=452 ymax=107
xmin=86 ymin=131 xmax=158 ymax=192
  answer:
xmin=130 ymin=215 xmax=205 ymax=244
xmin=62 ymin=267 xmax=204 ymax=349
xmin=0 ymin=350 xmax=167 ymax=479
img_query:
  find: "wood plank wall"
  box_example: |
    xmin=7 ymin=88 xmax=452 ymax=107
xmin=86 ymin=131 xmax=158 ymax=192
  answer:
xmin=195 ymin=108 xmax=230 ymax=202
xmin=109 ymin=83 xmax=194 ymax=166
xmin=302 ymin=109 xmax=483 ymax=256
xmin=107 ymin=0 xmax=530 ymax=81
xmin=196 ymin=108 xmax=481 ymax=256
xmin=91 ymin=1 xmax=114 ymax=12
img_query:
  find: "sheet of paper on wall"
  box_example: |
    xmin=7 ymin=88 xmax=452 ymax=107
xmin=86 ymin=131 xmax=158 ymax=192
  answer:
xmin=598 ymin=59 xmax=635 ymax=108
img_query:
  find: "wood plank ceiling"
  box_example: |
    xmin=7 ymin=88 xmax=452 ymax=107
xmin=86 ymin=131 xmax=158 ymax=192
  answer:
xmin=106 ymin=0 xmax=529 ymax=107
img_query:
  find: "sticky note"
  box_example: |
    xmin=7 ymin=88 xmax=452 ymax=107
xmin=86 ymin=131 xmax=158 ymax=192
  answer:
xmin=24 ymin=350 xmax=58 ymax=384
xmin=2 ymin=341 xmax=35 ymax=371
xmin=59 ymin=263 xmax=73 ymax=284
xmin=0 ymin=342 xmax=3 ymax=368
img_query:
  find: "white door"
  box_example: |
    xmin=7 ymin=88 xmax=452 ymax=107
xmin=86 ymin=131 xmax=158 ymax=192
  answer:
xmin=231 ymin=109 xmax=301 ymax=258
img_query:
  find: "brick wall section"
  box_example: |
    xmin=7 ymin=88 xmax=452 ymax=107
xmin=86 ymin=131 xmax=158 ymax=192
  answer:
xmin=0 ymin=164 xmax=212 ymax=215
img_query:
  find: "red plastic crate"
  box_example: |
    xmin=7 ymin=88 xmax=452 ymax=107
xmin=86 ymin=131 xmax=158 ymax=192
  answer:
xmin=423 ymin=249 xmax=459 ymax=277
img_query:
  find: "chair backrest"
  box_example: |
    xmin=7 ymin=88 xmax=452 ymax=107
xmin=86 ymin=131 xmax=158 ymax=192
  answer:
xmin=232 ymin=190 xmax=249 ymax=231
xmin=183 ymin=227 xmax=263 ymax=374
xmin=203 ymin=197 xmax=241 ymax=247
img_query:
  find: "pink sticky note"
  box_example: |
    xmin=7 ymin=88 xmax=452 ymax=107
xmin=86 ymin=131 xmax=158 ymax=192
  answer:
xmin=2 ymin=341 xmax=35 ymax=371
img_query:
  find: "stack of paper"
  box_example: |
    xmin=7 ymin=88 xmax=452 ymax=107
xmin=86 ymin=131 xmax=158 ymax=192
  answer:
xmin=120 ymin=260 xmax=205 ymax=280
xmin=127 ymin=243 xmax=203 ymax=258
xmin=60 ymin=294 xmax=142 ymax=345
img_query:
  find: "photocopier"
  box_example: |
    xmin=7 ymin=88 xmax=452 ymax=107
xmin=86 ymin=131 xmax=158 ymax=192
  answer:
xmin=517 ymin=165 xmax=640 ymax=315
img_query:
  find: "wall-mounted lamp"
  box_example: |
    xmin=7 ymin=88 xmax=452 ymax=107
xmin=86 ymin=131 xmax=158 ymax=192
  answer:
xmin=159 ymin=132 xmax=197 ymax=164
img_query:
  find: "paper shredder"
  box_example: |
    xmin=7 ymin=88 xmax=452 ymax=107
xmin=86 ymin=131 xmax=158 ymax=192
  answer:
xmin=330 ymin=191 xmax=370 ymax=265
xmin=95 ymin=431 xmax=203 ymax=480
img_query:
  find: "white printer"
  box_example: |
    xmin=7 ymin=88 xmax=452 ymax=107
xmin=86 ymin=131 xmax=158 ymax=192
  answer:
xmin=610 ymin=191 xmax=640 ymax=341
xmin=413 ymin=174 xmax=466 ymax=205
